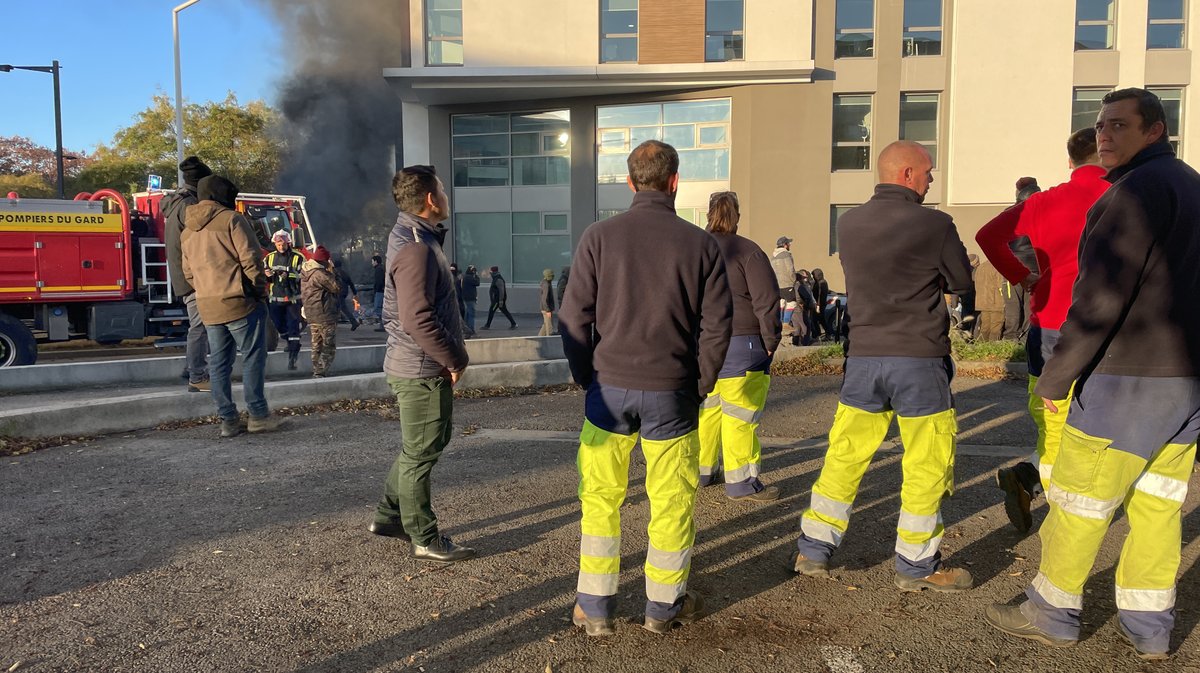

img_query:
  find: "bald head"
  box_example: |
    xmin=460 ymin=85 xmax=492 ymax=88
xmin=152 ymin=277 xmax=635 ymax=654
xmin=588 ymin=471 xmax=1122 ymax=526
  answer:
xmin=877 ymin=141 xmax=935 ymax=201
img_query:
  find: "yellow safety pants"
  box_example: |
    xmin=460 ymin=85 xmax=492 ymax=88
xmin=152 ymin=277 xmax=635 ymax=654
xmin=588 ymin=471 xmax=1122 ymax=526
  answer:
xmin=698 ymin=370 xmax=771 ymax=495
xmin=1026 ymin=374 xmax=1073 ymax=492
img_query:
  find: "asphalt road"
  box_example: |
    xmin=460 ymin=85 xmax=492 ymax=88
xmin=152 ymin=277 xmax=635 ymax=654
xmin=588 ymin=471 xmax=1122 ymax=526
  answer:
xmin=2 ymin=376 xmax=1198 ymax=672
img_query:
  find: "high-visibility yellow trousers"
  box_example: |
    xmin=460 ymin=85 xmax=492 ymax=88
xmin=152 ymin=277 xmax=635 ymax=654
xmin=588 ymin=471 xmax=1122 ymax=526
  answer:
xmin=1023 ymin=424 xmax=1195 ymax=650
xmin=798 ymin=403 xmax=957 ymax=577
xmin=1025 ymin=374 xmax=1073 ymax=493
xmin=577 ymin=420 xmax=700 ymax=621
xmin=698 ymin=370 xmax=771 ymax=496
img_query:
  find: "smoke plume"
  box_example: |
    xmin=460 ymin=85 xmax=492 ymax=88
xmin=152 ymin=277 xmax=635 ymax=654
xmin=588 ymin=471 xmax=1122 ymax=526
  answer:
xmin=263 ymin=0 xmax=406 ymax=249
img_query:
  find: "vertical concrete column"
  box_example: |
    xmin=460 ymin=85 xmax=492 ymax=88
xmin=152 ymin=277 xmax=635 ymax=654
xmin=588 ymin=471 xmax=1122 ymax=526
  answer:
xmin=872 ymin=0 xmax=904 ymax=150
xmin=1116 ymin=0 xmax=1149 ymax=87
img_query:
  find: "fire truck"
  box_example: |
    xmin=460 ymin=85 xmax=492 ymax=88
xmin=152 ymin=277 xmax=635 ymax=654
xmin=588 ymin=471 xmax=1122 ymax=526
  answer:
xmin=0 ymin=189 xmax=317 ymax=367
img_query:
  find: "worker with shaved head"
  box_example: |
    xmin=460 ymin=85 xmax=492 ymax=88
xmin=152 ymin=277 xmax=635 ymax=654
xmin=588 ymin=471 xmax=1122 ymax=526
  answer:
xmin=790 ymin=141 xmax=976 ymax=592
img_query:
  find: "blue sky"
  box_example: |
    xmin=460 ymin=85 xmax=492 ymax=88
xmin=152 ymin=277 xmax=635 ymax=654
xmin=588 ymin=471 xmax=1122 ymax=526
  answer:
xmin=2 ymin=0 xmax=282 ymax=152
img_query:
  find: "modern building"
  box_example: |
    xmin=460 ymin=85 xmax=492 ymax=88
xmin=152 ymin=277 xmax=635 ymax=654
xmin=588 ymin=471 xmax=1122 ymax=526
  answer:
xmin=385 ymin=0 xmax=1200 ymax=308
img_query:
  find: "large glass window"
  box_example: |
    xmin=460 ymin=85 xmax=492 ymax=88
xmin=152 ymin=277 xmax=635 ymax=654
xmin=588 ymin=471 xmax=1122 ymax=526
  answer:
xmin=454 ymin=212 xmax=572 ymax=285
xmin=596 ymin=99 xmax=732 ymax=184
xmin=426 ymin=0 xmax=463 ymax=66
xmin=1148 ymin=0 xmax=1187 ymax=49
xmin=832 ymin=95 xmax=872 ymax=171
xmin=1148 ymin=87 xmax=1184 ymax=154
xmin=1075 ymin=0 xmax=1115 ymax=50
xmin=706 ymin=0 xmax=744 ymax=62
xmin=1072 ymin=88 xmax=1109 ymax=133
xmin=601 ymin=0 xmax=638 ymax=63
xmin=836 ymin=0 xmax=874 ymax=58
xmin=452 ymin=111 xmax=571 ymax=188
xmin=829 ymin=206 xmax=855 ymax=255
xmin=900 ymin=93 xmax=939 ymax=167
xmin=903 ymin=0 xmax=942 ymax=56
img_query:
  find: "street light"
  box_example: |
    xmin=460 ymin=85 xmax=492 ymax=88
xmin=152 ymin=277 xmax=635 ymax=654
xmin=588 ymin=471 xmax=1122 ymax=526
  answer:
xmin=173 ymin=0 xmax=203 ymax=187
xmin=1 ymin=61 xmax=66 ymax=199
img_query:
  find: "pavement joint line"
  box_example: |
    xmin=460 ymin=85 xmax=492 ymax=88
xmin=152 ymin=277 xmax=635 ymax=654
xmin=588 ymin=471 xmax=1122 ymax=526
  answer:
xmin=820 ymin=645 xmax=866 ymax=673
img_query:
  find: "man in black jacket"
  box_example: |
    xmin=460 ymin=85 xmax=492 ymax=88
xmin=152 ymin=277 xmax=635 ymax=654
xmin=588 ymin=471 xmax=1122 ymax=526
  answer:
xmin=461 ymin=265 xmax=480 ymax=337
xmin=161 ymin=156 xmax=213 ymax=392
xmin=560 ymin=140 xmax=732 ymax=637
xmin=984 ymin=88 xmax=1200 ymax=661
xmin=482 ymin=266 xmax=517 ymax=329
xmin=792 ymin=141 xmax=976 ymax=593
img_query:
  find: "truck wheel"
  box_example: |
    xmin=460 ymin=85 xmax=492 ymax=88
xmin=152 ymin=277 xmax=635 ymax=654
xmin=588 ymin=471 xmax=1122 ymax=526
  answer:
xmin=0 ymin=313 xmax=37 ymax=367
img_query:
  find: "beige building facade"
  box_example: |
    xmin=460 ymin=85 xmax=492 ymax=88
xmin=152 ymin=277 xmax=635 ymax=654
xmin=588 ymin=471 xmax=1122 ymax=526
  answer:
xmin=385 ymin=0 xmax=1199 ymax=309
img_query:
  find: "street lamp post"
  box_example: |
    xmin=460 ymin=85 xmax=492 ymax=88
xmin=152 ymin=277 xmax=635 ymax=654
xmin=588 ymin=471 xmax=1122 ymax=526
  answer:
xmin=1 ymin=61 xmax=66 ymax=199
xmin=173 ymin=0 xmax=203 ymax=187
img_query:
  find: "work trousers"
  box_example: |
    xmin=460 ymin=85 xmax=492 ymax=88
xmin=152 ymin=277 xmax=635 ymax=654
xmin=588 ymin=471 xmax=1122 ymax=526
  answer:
xmin=797 ymin=356 xmax=958 ymax=578
xmin=464 ymin=300 xmax=477 ymax=334
xmin=484 ymin=300 xmax=516 ymax=328
xmin=576 ymin=381 xmax=701 ymax=623
xmin=309 ymin=321 xmax=336 ymax=376
xmin=1022 ymin=374 xmax=1200 ymax=653
xmin=699 ymin=336 xmax=773 ymax=497
xmin=538 ymin=311 xmax=555 ymax=336
xmin=269 ymin=301 xmax=303 ymax=355
xmin=1023 ymin=327 xmax=1071 ymax=494
xmin=375 ymin=375 xmax=454 ymax=547
xmin=183 ymin=292 xmax=209 ymax=384
xmin=205 ymin=302 xmax=268 ymax=422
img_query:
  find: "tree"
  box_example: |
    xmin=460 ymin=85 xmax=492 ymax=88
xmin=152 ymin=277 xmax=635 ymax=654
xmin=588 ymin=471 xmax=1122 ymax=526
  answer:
xmin=0 ymin=172 xmax=56 ymax=198
xmin=0 ymin=136 xmax=95 ymax=188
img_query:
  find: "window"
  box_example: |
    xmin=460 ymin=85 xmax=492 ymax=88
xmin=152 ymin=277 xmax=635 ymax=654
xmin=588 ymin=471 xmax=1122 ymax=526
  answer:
xmin=1148 ymin=0 xmax=1187 ymax=49
xmin=836 ymin=0 xmax=874 ymax=58
xmin=706 ymin=0 xmax=744 ymax=62
xmin=1075 ymin=0 xmax=1115 ymax=50
xmin=1148 ymin=87 xmax=1184 ymax=154
xmin=455 ymin=212 xmax=572 ymax=285
xmin=452 ymin=111 xmax=571 ymax=188
xmin=596 ymin=99 xmax=732 ymax=184
xmin=829 ymin=206 xmax=855 ymax=255
xmin=903 ymin=0 xmax=942 ymax=56
xmin=601 ymin=0 xmax=638 ymax=63
xmin=832 ymin=95 xmax=872 ymax=171
xmin=1072 ymin=88 xmax=1108 ymax=133
xmin=900 ymin=93 xmax=939 ymax=166
xmin=426 ymin=0 xmax=463 ymax=66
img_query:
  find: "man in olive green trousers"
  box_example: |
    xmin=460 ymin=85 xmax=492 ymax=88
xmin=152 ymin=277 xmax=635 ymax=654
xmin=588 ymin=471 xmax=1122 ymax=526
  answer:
xmin=368 ymin=165 xmax=474 ymax=564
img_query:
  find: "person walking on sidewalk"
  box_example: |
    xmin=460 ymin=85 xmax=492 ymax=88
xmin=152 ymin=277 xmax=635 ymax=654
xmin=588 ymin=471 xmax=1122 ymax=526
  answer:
xmin=697 ymin=191 xmax=782 ymax=502
xmin=162 ymin=155 xmax=213 ymax=393
xmin=265 ymin=230 xmax=305 ymax=370
xmin=461 ymin=265 xmax=480 ymax=337
xmin=538 ymin=268 xmax=556 ymax=336
xmin=559 ymin=140 xmax=732 ymax=637
xmin=984 ymin=88 xmax=1200 ymax=661
xmin=181 ymin=175 xmax=282 ymax=438
xmin=790 ymin=141 xmax=976 ymax=593
xmin=975 ymin=128 xmax=1108 ymax=533
xmin=372 ymin=254 xmax=386 ymax=331
xmin=301 ymin=246 xmax=341 ymax=378
xmin=332 ymin=259 xmax=360 ymax=331
xmin=482 ymin=266 xmax=517 ymax=330
xmin=369 ymin=165 xmax=474 ymax=564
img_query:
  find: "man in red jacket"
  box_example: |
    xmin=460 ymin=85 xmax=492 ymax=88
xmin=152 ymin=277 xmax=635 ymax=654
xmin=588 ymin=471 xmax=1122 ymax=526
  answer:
xmin=976 ymin=128 xmax=1108 ymax=534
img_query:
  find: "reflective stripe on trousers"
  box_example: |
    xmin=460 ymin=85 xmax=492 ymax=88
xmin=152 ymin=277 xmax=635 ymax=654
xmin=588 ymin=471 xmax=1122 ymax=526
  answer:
xmin=698 ymin=370 xmax=770 ymax=496
xmin=1026 ymin=374 xmax=1073 ymax=492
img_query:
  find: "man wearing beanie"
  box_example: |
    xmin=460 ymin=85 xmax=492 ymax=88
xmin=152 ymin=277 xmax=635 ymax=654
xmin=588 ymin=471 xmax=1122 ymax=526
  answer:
xmin=182 ymin=175 xmax=282 ymax=438
xmin=538 ymin=268 xmax=556 ymax=336
xmin=300 ymin=245 xmax=341 ymax=378
xmin=162 ymin=156 xmax=213 ymax=393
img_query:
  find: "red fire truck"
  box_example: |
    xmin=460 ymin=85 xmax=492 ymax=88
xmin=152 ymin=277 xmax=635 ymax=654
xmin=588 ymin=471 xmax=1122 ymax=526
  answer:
xmin=0 ymin=189 xmax=317 ymax=367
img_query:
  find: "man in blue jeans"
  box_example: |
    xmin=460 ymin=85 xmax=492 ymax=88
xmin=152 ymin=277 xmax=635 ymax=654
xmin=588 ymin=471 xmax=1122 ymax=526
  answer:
xmin=181 ymin=175 xmax=283 ymax=438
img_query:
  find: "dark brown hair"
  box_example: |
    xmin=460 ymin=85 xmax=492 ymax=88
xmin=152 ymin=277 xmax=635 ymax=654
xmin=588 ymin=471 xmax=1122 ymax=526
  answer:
xmin=1066 ymin=127 xmax=1098 ymax=164
xmin=1102 ymin=88 xmax=1169 ymax=142
xmin=705 ymin=191 xmax=740 ymax=234
xmin=627 ymin=140 xmax=679 ymax=192
xmin=392 ymin=165 xmax=439 ymax=213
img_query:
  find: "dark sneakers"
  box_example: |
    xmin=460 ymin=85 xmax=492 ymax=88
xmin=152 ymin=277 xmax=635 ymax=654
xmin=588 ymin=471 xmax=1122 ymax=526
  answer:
xmin=996 ymin=465 xmax=1035 ymax=533
xmin=727 ymin=485 xmax=781 ymax=503
xmin=984 ymin=603 xmax=1077 ymax=648
xmin=643 ymin=591 xmax=705 ymax=634
xmin=219 ymin=419 xmax=244 ymax=438
xmin=368 ymin=521 xmax=411 ymax=542
xmin=571 ymin=604 xmax=616 ymax=637
xmin=894 ymin=566 xmax=974 ymax=593
xmin=411 ymin=535 xmax=476 ymax=563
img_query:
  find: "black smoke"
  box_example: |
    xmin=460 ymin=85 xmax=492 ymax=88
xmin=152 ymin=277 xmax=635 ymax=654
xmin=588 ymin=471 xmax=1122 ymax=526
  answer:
xmin=263 ymin=0 xmax=406 ymax=249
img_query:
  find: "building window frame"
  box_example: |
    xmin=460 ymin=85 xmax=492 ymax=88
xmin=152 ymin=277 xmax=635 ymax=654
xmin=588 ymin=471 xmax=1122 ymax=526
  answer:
xmin=1147 ymin=0 xmax=1188 ymax=49
xmin=831 ymin=94 xmax=873 ymax=172
xmin=899 ymin=92 xmax=940 ymax=167
xmin=705 ymin=0 xmax=745 ymax=62
xmin=902 ymin=0 xmax=943 ymax=57
xmin=835 ymin=0 xmax=875 ymax=59
xmin=596 ymin=98 xmax=733 ymax=185
xmin=1148 ymin=87 xmax=1185 ymax=154
xmin=1071 ymin=87 xmax=1110 ymax=134
xmin=600 ymin=0 xmax=639 ymax=64
xmin=829 ymin=205 xmax=856 ymax=255
xmin=425 ymin=0 xmax=464 ymax=67
xmin=1075 ymin=0 xmax=1116 ymax=51
xmin=451 ymin=111 xmax=571 ymax=189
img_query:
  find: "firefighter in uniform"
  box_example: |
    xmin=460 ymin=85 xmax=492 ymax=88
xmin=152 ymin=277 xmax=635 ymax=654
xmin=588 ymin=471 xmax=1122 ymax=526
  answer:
xmin=559 ymin=140 xmax=731 ymax=637
xmin=697 ymin=191 xmax=782 ymax=502
xmin=791 ymin=141 xmax=976 ymax=592
xmin=975 ymin=128 xmax=1108 ymax=533
xmin=265 ymin=229 xmax=305 ymax=370
xmin=984 ymin=88 xmax=1200 ymax=661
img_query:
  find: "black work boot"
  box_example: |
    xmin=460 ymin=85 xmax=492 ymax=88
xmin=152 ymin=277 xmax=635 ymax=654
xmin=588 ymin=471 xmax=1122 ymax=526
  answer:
xmin=643 ymin=591 xmax=704 ymax=634
xmin=287 ymin=351 xmax=298 ymax=371
xmin=996 ymin=463 xmax=1037 ymax=533
xmin=571 ymin=604 xmax=616 ymax=637
xmin=984 ymin=603 xmax=1077 ymax=648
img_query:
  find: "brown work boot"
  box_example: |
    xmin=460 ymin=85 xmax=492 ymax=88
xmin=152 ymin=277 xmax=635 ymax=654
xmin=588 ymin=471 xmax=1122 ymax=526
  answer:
xmin=248 ymin=413 xmax=284 ymax=434
xmin=643 ymin=591 xmax=704 ymax=634
xmin=188 ymin=379 xmax=211 ymax=393
xmin=571 ymin=604 xmax=616 ymax=637
xmin=984 ymin=603 xmax=1077 ymax=648
xmin=894 ymin=566 xmax=973 ymax=593
xmin=788 ymin=550 xmax=830 ymax=578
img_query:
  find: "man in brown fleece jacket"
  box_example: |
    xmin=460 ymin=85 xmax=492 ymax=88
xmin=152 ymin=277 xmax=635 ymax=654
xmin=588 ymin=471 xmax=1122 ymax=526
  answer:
xmin=985 ymin=88 xmax=1200 ymax=661
xmin=559 ymin=140 xmax=732 ymax=637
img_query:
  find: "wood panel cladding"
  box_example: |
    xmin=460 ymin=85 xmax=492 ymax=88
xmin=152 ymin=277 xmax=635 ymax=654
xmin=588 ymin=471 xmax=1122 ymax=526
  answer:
xmin=638 ymin=0 xmax=706 ymax=64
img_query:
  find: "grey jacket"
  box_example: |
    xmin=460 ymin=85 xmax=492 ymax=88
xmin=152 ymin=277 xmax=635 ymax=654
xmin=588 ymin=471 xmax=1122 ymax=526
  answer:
xmin=382 ymin=211 xmax=468 ymax=378
xmin=162 ymin=187 xmax=199 ymax=297
xmin=771 ymin=247 xmax=795 ymax=290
